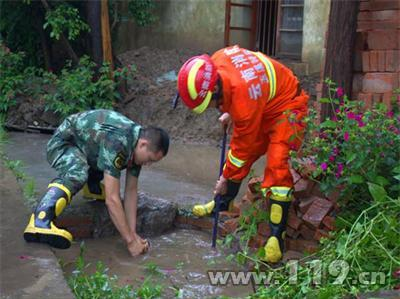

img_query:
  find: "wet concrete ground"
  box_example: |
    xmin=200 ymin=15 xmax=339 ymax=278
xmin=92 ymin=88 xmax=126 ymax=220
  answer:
xmin=4 ymin=132 xmax=266 ymax=298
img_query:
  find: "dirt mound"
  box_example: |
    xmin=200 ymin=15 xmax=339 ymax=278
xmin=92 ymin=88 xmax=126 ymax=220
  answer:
xmin=117 ymin=47 xmax=222 ymax=145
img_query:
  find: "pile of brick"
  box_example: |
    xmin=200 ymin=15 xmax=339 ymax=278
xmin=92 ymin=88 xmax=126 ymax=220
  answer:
xmin=352 ymin=0 xmax=399 ymax=108
xmin=217 ymin=168 xmax=340 ymax=256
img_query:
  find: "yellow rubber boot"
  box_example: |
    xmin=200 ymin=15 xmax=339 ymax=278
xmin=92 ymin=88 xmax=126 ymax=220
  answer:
xmin=82 ymin=182 xmax=105 ymax=201
xmin=264 ymin=236 xmax=283 ymax=263
xmin=23 ymin=183 xmax=73 ymax=249
xmin=192 ymin=200 xmax=215 ymax=217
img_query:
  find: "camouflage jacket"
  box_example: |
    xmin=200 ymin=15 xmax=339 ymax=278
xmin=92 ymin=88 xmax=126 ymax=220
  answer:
xmin=59 ymin=109 xmax=142 ymax=178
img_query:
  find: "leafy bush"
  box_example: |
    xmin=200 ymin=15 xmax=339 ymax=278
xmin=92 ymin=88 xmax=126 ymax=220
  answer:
xmin=43 ymin=56 xmax=134 ymax=118
xmin=0 ymin=45 xmax=26 ymax=113
xmin=0 ymin=44 xmax=44 ymax=113
xmin=292 ymin=80 xmax=400 ymax=207
xmin=44 ymin=4 xmax=90 ymax=41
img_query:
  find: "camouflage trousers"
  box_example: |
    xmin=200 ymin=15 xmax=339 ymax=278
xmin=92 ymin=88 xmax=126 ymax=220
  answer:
xmin=46 ymin=118 xmax=103 ymax=195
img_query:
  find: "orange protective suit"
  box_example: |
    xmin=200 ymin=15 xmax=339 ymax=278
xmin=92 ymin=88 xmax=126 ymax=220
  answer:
xmin=211 ymin=46 xmax=309 ymax=190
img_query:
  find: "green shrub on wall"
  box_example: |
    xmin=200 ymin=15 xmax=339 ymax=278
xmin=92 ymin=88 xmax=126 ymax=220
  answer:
xmin=43 ymin=56 xmax=134 ymax=118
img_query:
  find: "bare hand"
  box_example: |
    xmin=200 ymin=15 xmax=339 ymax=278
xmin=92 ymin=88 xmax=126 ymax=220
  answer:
xmin=218 ymin=113 xmax=232 ymax=133
xmin=127 ymin=237 xmax=149 ymax=257
xmin=214 ymin=175 xmax=228 ymax=195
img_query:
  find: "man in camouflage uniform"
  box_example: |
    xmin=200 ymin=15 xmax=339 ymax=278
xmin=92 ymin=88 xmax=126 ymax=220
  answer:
xmin=23 ymin=110 xmax=169 ymax=256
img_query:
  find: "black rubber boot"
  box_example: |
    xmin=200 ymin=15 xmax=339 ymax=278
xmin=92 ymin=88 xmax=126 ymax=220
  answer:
xmin=263 ymin=197 xmax=291 ymax=263
xmin=83 ymin=168 xmax=105 ymax=200
xmin=23 ymin=183 xmax=73 ymax=249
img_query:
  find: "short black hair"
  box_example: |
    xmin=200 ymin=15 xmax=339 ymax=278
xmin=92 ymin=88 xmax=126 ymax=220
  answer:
xmin=139 ymin=126 xmax=169 ymax=156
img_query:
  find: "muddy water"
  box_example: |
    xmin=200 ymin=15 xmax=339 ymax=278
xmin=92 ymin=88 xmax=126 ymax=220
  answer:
xmin=5 ymin=132 xmax=266 ymax=298
xmin=55 ymin=229 xmax=253 ymax=298
xmin=5 ymin=132 xmax=265 ymax=207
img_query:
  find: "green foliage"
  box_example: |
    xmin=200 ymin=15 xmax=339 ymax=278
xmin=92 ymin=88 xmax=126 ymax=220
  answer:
xmin=0 ymin=1 xmax=42 ymax=66
xmin=292 ymin=79 xmax=400 ymax=208
xmin=0 ymin=44 xmax=44 ymax=113
xmin=44 ymin=4 xmax=89 ymax=41
xmin=247 ymin=195 xmax=400 ymax=298
xmin=69 ymin=243 xmax=163 ymax=299
xmin=4 ymin=159 xmax=26 ymax=181
xmin=0 ymin=45 xmax=26 ymax=113
xmin=43 ymin=56 xmax=134 ymax=118
xmin=127 ymin=0 xmax=157 ymax=27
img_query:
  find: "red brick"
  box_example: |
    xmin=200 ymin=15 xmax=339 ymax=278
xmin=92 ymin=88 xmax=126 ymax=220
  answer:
xmin=186 ymin=217 xmax=213 ymax=230
xmin=55 ymin=216 xmax=93 ymax=228
xmin=69 ymin=227 xmax=92 ymax=239
xmin=373 ymin=10 xmax=400 ymax=21
xmin=299 ymin=224 xmax=315 ymax=240
xmin=282 ymin=250 xmax=303 ymax=262
xmin=358 ymin=11 xmax=370 ymax=21
xmin=362 ymin=72 xmax=399 ymax=93
xmin=359 ymin=1 xmax=370 ymax=11
xmin=219 ymin=211 xmax=240 ymax=219
xmin=358 ymin=20 xmax=400 ymax=31
xmin=309 ymin=181 xmax=326 ymax=198
xmin=231 ymin=199 xmax=241 ymax=214
xmin=373 ymin=93 xmax=383 ymax=104
xmin=286 ymin=227 xmax=300 ymax=239
xmin=257 ymin=222 xmax=271 ymax=237
xmin=370 ymin=51 xmax=379 ymax=71
xmin=222 ymin=218 xmax=239 ymax=234
xmin=302 ymin=198 xmax=333 ymax=228
xmin=367 ymin=30 xmax=399 ymax=50
xmin=286 ymin=239 xmax=319 ymax=254
xmin=358 ymin=92 xmax=373 ymax=108
xmin=314 ymin=229 xmax=330 ymax=241
xmin=354 ymin=51 xmax=363 ymax=72
xmin=293 ymin=178 xmax=310 ymax=198
xmin=368 ymin=0 xmax=400 ymax=11
xmin=378 ymin=51 xmax=386 ymax=71
xmin=383 ymin=92 xmax=394 ymax=109
xmin=322 ymin=216 xmax=336 ymax=231
xmin=249 ymin=234 xmax=267 ymax=248
xmin=355 ymin=32 xmax=368 ymax=50
xmin=353 ymin=74 xmax=364 ymax=93
xmin=290 ymin=167 xmax=302 ymax=184
xmin=174 ymin=215 xmax=188 ymax=225
xmin=298 ymin=196 xmax=318 ymax=214
xmin=287 ymin=212 xmax=303 ymax=230
xmin=362 ymin=51 xmax=370 ymax=72
xmin=385 ymin=50 xmax=400 ymax=72
xmin=248 ymin=177 xmax=263 ymax=194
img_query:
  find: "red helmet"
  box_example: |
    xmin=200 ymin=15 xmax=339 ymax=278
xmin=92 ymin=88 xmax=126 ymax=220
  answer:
xmin=177 ymin=55 xmax=218 ymax=114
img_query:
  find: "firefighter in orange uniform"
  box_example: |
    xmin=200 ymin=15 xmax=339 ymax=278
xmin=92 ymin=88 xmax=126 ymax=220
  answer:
xmin=177 ymin=45 xmax=309 ymax=263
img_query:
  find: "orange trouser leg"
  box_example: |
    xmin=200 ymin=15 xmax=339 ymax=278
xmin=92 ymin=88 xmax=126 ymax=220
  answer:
xmin=261 ymin=97 xmax=308 ymax=263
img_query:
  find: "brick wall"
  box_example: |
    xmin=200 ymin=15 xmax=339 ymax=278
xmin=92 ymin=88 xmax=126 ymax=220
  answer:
xmin=353 ymin=0 xmax=400 ymax=109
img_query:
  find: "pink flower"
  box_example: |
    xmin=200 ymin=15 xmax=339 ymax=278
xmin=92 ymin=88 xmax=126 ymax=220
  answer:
xmin=329 ymin=155 xmax=335 ymax=162
xmin=333 ymin=147 xmax=339 ymax=155
xmin=321 ymin=162 xmax=328 ymax=171
xmin=358 ymin=121 xmax=366 ymax=128
xmin=355 ymin=114 xmax=363 ymax=122
xmin=336 ymin=163 xmax=343 ymax=178
xmin=387 ymin=111 xmax=394 ymax=118
xmin=344 ymin=131 xmax=349 ymax=141
xmin=336 ymin=87 xmax=344 ymax=97
xmin=346 ymin=112 xmax=356 ymax=120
